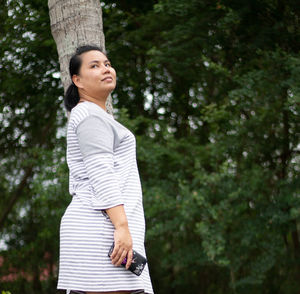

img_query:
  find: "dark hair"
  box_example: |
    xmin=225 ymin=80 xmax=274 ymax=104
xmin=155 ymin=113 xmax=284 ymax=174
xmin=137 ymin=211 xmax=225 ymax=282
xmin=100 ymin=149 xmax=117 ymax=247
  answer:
xmin=64 ymin=45 xmax=106 ymax=112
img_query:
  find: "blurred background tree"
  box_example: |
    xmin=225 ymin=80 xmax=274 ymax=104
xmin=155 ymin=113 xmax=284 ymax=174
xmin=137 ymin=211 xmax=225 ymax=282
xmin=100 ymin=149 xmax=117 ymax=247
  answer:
xmin=0 ymin=0 xmax=299 ymax=293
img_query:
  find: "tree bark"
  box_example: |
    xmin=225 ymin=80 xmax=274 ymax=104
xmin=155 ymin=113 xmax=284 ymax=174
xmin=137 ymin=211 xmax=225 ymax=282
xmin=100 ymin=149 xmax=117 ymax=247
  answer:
xmin=48 ymin=0 xmax=113 ymax=115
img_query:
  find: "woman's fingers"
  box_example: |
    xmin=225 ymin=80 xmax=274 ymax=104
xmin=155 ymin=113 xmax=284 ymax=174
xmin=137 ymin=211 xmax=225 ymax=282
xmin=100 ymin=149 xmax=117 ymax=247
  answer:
xmin=115 ymin=249 xmax=127 ymax=266
xmin=111 ymin=247 xmax=131 ymax=267
xmin=111 ymin=247 xmax=133 ymax=269
xmin=111 ymin=226 xmax=133 ymax=267
xmin=125 ymin=249 xmax=133 ymax=270
xmin=110 ymin=243 xmax=126 ymax=264
xmin=110 ymin=243 xmax=120 ymax=261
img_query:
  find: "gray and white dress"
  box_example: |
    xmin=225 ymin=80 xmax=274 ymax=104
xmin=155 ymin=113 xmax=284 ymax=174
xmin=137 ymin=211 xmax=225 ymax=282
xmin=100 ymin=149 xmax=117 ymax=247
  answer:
xmin=57 ymin=101 xmax=154 ymax=294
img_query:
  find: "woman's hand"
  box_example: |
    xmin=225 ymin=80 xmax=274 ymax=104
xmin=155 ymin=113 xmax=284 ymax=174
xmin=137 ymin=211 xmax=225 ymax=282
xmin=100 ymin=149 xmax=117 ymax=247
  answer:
xmin=111 ymin=225 xmax=133 ymax=269
xmin=105 ymin=205 xmax=133 ymax=270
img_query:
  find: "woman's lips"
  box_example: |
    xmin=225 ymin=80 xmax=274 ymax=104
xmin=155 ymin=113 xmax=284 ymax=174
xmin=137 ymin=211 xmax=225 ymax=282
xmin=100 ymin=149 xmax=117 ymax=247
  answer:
xmin=102 ymin=77 xmax=113 ymax=82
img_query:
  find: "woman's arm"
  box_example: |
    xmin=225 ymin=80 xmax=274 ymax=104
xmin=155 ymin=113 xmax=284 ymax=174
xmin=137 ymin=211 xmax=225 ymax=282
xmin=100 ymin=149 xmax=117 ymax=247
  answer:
xmin=76 ymin=115 xmax=124 ymax=209
xmin=75 ymin=115 xmax=132 ymax=269
xmin=105 ymin=205 xmax=133 ymax=269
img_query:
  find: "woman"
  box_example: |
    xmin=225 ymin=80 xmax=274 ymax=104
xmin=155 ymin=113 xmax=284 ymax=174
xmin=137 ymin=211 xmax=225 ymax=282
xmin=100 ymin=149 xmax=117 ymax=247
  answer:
xmin=57 ymin=45 xmax=154 ymax=294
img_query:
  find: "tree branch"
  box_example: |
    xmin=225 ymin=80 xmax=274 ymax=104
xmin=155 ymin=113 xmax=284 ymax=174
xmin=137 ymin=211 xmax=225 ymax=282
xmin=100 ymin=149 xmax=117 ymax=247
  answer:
xmin=0 ymin=165 xmax=33 ymax=230
xmin=0 ymin=114 xmax=56 ymax=230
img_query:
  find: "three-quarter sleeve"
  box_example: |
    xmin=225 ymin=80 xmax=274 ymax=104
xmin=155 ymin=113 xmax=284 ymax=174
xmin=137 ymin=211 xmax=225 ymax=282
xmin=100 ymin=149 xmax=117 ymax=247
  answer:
xmin=75 ymin=114 xmax=124 ymax=210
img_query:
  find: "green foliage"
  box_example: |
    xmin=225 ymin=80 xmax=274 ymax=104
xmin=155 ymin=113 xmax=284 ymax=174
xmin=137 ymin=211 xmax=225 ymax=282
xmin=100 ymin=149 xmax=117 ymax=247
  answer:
xmin=1 ymin=0 xmax=299 ymax=294
xmin=104 ymin=0 xmax=300 ymax=293
xmin=0 ymin=0 xmax=66 ymax=293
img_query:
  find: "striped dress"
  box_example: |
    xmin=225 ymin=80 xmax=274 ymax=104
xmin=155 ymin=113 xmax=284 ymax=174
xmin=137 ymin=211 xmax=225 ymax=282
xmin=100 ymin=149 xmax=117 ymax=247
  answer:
xmin=57 ymin=101 xmax=154 ymax=294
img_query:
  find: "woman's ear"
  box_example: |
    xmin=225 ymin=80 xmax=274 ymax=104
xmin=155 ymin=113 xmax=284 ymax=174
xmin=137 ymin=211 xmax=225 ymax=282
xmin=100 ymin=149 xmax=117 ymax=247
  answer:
xmin=72 ymin=75 xmax=83 ymax=89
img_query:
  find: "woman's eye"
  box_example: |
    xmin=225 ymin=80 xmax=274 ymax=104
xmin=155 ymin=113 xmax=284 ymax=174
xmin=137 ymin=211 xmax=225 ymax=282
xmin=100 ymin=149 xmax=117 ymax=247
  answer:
xmin=91 ymin=64 xmax=98 ymax=68
xmin=105 ymin=63 xmax=111 ymax=67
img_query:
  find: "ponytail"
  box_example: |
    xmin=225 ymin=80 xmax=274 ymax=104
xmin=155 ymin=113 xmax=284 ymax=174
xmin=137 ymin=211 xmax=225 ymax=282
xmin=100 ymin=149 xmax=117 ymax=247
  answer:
xmin=64 ymin=83 xmax=80 ymax=112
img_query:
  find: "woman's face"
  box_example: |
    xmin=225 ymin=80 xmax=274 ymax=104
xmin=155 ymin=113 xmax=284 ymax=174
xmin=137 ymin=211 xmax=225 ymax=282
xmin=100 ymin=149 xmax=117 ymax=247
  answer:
xmin=73 ymin=50 xmax=117 ymax=98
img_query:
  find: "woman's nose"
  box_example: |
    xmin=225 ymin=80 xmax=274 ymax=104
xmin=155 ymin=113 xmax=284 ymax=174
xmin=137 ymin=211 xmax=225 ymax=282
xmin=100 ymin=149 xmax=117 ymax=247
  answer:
xmin=101 ymin=64 xmax=110 ymax=73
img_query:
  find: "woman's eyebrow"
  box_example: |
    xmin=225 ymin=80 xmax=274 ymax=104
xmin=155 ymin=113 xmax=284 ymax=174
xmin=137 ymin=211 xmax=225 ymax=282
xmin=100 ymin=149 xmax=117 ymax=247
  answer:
xmin=88 ymin=59 xmax=110 ymax=64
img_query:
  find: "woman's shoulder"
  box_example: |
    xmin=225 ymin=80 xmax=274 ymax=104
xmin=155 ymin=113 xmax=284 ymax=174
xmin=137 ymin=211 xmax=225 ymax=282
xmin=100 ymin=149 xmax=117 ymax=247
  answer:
xmin=68 ymin=102 xmax=90 ymax=129
xmin=68 ymin=101 xmax=131 ymax=146
xmin=68 ymin=101 xmax=118 ymax=131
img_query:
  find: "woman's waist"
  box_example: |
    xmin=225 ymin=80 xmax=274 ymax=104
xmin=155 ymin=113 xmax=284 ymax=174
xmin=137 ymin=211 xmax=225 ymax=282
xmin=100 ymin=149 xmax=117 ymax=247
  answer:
xmin=71 ymin=179 xmax=93 ymax=192
xmin=71 ymin=177 xmax=142 ymax=194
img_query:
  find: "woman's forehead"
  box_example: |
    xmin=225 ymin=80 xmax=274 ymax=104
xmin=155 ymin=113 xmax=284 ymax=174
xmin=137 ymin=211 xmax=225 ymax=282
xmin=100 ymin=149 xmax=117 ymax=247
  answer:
xmin=81 ymin=50 xmax=108 ymax=63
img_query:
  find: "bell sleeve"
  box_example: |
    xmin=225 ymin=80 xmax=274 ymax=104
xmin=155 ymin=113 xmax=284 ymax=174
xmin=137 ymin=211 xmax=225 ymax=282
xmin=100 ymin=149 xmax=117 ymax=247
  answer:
xmin=75 ymin=114 xmax=124 ymax=210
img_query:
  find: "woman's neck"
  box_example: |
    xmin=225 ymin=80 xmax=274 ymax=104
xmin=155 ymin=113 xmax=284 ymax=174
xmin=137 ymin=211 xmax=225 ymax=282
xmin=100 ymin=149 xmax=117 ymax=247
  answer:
xmin=78 ymin=92 xmax=107 ymax=111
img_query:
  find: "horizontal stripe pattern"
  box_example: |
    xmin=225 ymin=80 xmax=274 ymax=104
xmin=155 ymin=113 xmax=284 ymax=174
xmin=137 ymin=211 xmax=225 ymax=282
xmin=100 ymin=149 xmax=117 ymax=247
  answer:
xmin=57 ymin=101 xmax=153 ymax=293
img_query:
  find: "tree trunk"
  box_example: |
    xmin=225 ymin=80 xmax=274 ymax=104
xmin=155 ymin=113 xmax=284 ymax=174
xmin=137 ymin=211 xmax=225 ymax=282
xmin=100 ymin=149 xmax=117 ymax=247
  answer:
xmin=48 ymin=0 xmax=113 ymax=115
